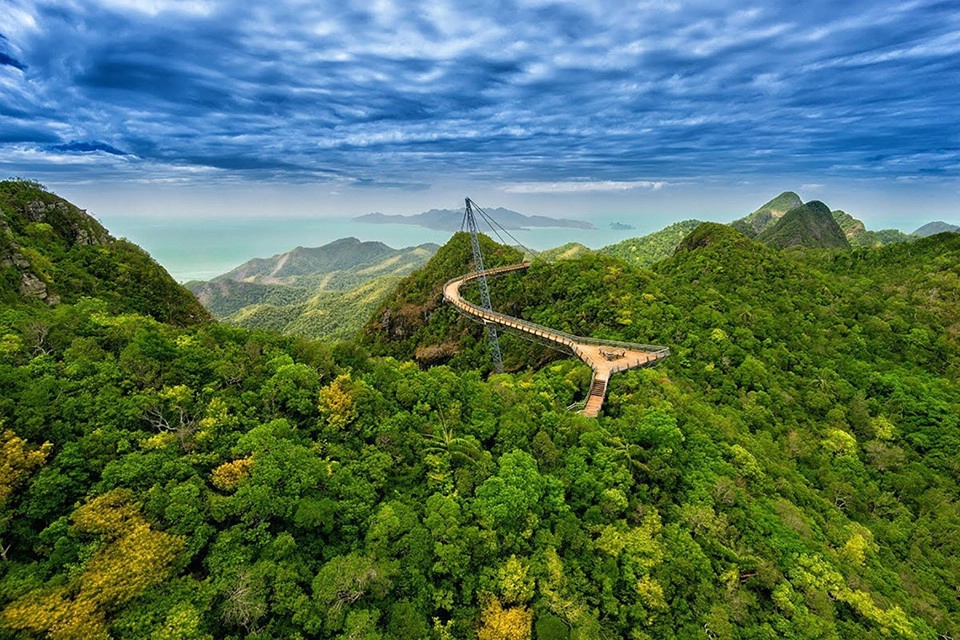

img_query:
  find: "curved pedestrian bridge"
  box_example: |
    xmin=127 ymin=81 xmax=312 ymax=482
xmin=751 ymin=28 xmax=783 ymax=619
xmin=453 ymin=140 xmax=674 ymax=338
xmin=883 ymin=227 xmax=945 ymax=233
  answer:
xmin=443 ymin=262 xmax=670 ymax=417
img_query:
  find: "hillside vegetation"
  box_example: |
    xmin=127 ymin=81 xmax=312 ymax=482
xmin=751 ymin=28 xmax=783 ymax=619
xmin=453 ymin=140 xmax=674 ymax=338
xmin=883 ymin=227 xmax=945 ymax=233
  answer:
xmin=3 ymin=186 xmax=957 ymax=639
xmin=363 ymin=222 xmax=960 ymax=636
xmin=209 ymin=237 xmax=438 ymax=287
xmin=362 ymin=231 xmax=524 ymax=368
xmin=599 ymin=219 xmax=703 ymax=268
xmin=0 ymin=180 xmax=208 ymax=326
xmin=226 ymin=275 xmax=405 ymax=342
xmin=831 ymin=210 xmax=912 ymax=248
xmin=534 ymin=243 xmax=592 ymax=262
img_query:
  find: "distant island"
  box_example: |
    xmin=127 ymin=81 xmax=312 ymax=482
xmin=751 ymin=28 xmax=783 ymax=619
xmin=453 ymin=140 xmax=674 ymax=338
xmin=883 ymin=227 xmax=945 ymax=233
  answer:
xmin=609 ymin=221 xmax=635 ymax=230
xmin=354 ymin=207 xmax=595 ymax=231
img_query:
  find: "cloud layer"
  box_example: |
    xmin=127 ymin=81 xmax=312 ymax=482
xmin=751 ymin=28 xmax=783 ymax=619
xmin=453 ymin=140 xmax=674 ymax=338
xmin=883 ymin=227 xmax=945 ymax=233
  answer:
xmin=1 ymin=0 xmax=958 ymax=190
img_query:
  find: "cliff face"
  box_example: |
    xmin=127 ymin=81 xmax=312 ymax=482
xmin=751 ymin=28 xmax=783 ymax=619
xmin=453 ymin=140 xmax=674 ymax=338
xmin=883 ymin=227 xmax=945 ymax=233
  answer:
xmin=0 ymin=180 xmax=210 ymax=326
xmin=830 ymin=209 xmax=865 ymax=238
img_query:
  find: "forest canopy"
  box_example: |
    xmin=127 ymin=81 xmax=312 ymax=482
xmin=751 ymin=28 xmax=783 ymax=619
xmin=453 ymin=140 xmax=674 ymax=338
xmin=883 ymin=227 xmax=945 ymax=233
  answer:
xmin=1 ymin=185 xmax=959 ymax=639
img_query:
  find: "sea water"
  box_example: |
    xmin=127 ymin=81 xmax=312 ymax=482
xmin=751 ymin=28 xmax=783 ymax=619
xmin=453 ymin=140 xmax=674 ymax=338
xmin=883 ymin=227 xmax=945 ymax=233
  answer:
xmin=100 ymin=214 xmax=683 ymax=282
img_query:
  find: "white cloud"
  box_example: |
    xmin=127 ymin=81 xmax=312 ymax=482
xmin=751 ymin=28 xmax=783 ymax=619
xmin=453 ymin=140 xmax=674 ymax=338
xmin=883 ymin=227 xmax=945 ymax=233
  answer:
xmin=95 ymin=0 xmax=217 ymax=16
xmin=0 ymin=2 xmax=40 ymax=39
xmin=501 ymin=180 xmax=667 ymax=193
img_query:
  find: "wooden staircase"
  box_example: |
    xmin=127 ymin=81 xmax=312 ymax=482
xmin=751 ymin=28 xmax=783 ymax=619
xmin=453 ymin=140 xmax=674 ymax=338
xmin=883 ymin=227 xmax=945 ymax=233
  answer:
xmin=582 ymin=376 xmax=609 ymax=418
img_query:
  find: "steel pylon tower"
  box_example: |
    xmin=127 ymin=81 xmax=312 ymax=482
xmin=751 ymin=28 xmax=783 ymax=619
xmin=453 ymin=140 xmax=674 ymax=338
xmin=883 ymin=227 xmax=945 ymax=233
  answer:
xmin=464 ymin=198 xmax=503 ymax=373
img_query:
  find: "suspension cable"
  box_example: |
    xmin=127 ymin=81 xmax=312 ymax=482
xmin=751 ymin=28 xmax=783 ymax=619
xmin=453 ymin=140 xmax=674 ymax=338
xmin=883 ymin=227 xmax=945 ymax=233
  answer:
xmin=470 ymin=201 xmax=536 ymax=257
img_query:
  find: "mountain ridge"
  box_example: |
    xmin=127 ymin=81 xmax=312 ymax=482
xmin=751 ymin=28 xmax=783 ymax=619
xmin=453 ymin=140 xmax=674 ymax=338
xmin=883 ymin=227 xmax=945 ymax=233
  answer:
xmin=211 ymin=237 xmax=439 ymax=285
xmin=913 ymin=220 xmax=960 ymax=236
xmin=186 ymin=237 xmax=439 ymax=340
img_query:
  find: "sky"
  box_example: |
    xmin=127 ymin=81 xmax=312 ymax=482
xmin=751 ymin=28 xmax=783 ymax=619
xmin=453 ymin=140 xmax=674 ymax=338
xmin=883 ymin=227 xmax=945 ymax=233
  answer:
xmin=1 ymin=0 xmax=959 ymax=230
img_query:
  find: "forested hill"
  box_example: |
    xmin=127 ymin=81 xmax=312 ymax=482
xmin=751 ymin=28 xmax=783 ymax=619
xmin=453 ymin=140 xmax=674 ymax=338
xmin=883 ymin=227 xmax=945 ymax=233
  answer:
xmin=206 ymin=237 xmax=439 ymax=286
xmin=0 ymin=179 xmax=209 ymax=326
xmin=755 ymin=200 xmax=851 ymax=250
xmin=1 ymin=184 xmax=959 ymax=639
xmin=598 ymin=219 xmax=704 ymax=268
xmin=361 ymin=222 xmax=960 ymax=635
xmin=361 ymin=231 xmax=524 ymax=367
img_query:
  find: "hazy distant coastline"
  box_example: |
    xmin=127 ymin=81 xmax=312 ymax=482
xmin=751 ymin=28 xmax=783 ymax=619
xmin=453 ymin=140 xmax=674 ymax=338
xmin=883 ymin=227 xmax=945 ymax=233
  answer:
xmin=354 ymin=207 xmax=595 ymax=231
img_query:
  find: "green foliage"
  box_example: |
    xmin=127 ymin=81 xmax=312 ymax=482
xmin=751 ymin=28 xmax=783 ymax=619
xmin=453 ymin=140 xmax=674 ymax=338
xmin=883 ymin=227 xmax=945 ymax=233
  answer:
xmin=598 ymin=219 xmax=703 ymax=268
xmin=535 ymin=613 xmax=569 ymax=640
xmin=362 ymin=231 xmax=523 ymax=368
xmin=226 ymin=275 xmax=406 ymax=342
xmin=848 ymin=227 xmax=914 ymax=248
xmin=534 ymin=243 xmax=593 ymax=262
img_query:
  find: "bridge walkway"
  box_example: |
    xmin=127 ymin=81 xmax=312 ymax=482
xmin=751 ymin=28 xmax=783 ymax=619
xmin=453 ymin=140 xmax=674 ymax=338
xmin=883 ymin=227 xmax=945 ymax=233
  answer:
xmin=443 ymin=263 xmax=669 ymax=417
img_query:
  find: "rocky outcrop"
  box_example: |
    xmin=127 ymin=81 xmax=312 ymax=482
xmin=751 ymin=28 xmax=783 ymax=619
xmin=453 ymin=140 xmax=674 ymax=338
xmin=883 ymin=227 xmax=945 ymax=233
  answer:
xmin=22 ymin=199 xmax=109 ymax=246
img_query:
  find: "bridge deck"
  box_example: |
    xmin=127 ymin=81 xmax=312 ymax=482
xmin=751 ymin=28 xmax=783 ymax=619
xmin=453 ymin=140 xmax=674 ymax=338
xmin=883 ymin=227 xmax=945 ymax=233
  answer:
xmin=443 ymin=263 xmax=669 ymax=417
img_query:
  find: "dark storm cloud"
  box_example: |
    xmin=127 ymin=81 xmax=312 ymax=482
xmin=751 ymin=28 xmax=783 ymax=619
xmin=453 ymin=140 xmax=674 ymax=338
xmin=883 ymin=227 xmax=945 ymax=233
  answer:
xmin=0 ymin=51 xmax=26 ymax=71
xmin=49 ymin=141 xmax=128 ymax=155
xmin=0 ymin=34 xmax=26 ymax=70
xmin=1 ymin=0 xmax=958 ymax=188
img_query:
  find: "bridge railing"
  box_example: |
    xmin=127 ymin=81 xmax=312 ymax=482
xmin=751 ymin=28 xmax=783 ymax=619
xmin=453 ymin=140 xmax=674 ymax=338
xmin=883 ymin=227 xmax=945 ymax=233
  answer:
xmin=443 ymin=264 xmax=671 ymax=360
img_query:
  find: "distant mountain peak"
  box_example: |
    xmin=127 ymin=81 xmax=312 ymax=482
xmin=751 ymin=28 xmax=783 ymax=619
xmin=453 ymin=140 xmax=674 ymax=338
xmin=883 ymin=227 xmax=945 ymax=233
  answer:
xmin=913 ymin=221 xmax=960 ymax=237
xmin=756 ymin=200 xmax=850 ymax=250
xmin=731 ymin=191 xmax=804 ymax=237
